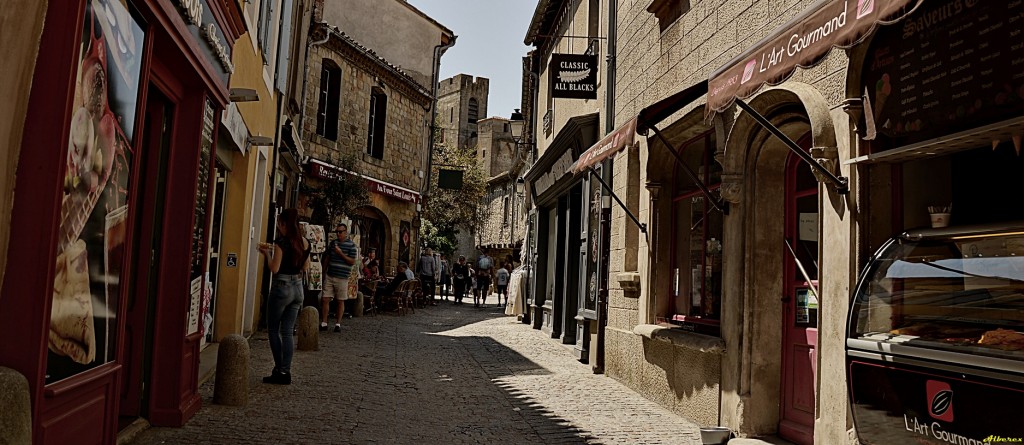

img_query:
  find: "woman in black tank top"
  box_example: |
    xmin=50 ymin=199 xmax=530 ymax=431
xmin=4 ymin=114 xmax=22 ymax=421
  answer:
xmin=257 ymin=209 xmax=309 ymax=384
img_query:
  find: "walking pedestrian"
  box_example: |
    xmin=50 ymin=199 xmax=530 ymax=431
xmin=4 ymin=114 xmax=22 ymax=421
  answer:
xmin=438 ymin=254 xmax=451 ymax=301
xmin=417 ymin=248 xmax=437 ymax=305
xmin=257 ymin=209 xmax=310 ymax=385
xmin=452 ymin=255 xmax=469 ymax=305
xmin=320 ymin=223 xmax=357 ymax=332
xmin=474 ymin=252 xmax=493 ymax=307
xmin=495 ymin=263 xmax=510 ymax=308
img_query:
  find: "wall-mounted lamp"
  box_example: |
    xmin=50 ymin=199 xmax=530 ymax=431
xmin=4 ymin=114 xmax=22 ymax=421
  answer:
xmin=247 ymin=135 xmax=275 ymax=146
xmin=509 ymin=109 xmax=525 ymax=144
xmin=229 ymin=88 xmax=260 ymax=102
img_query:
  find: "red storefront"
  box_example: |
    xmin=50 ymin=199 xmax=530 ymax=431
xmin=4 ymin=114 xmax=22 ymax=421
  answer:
xmin=0 ymin=1 xmax=242 ymax=443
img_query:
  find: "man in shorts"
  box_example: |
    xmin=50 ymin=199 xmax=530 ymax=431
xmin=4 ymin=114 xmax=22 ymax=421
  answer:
xmin=474 ymin=252 xmax=493 ymax=307
xmin=321 ymin=223 xmax=357 ymax=332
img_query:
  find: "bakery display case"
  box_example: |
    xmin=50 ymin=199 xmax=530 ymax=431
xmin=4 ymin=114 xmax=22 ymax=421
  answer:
xmin=846 ymin=222 xmax=1024 ymax=445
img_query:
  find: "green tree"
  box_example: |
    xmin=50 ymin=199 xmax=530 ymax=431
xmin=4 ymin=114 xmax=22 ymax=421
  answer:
xmin=301 ymin=151 xmax=370 ymax=227
xmin=421 ymin=134 xmax=488 ymax=255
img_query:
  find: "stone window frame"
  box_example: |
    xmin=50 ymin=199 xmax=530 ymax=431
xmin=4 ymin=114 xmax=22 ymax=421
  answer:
xmin=316 ymin=59 xmax=342 ymax=141
xmin=366 ymin=86 xmax=387 ymax=160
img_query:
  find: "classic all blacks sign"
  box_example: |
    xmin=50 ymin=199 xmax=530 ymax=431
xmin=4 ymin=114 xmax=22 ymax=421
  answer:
xmin=550 ymin=54 xmax=598 ymax=100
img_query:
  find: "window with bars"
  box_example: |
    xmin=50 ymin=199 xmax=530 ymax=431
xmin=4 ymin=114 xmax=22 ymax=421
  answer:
xmin=315 ymin=60 xmax=341 ymax=140
xmin=366 ymin=87 xmax=387 ymax=159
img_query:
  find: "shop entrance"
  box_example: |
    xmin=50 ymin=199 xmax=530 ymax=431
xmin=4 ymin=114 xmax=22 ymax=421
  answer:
xmin=779 ymin=149 xmax=819 ymax=445
xmin=120 ymin=86 xmax=175 ymax=423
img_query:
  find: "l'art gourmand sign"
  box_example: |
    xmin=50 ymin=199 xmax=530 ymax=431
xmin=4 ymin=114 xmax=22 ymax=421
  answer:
xmin=550 ymin=54 xmax=598 ymax=100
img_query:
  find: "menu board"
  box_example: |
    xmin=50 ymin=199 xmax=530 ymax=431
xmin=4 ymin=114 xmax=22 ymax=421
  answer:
xmin=190 ymin=99 xmax=214 ymax=281
xmin=863 ymin=0 xmax=1024 ymax=149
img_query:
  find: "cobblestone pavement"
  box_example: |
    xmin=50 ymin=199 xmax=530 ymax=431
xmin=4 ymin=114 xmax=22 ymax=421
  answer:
xmin=131 ymin=294 xmax=702 ymax=445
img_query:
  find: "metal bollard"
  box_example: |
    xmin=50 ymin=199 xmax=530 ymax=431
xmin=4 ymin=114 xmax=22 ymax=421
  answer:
xmin=297 ymin=306 xmax=320 ymax=351
xmin=0 ymin=367 xmax=31 ymax=445
xmin=213 ymin=334 xmax=250 ymax=406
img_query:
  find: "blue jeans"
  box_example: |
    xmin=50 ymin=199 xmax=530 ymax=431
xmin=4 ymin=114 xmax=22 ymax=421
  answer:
xmin=267 ymin=273 xmax=303 ymax=373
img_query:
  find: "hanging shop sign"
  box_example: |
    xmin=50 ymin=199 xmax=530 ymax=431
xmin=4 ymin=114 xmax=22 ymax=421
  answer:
xmin=863 ymin=0 xmax=1024 ymax=149
xmin=176 ymin=0 xmax=234 ymax=79
xmin=707 ymin=0 xmax=921 ymax=118
xmin=550 ymin=53 xmax=598 ymax=100
xmin=308 ymin=158 xmax=422 ymax=203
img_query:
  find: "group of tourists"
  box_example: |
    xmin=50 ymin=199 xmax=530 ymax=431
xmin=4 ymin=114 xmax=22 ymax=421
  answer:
xmin=418 ymin=249 xmax=513 ymax=308
xmin=256 ymin=209 xmax=517 ymax=385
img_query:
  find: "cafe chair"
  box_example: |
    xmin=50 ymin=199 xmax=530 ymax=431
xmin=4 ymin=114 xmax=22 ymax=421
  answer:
xmin=403 ymin=279 xmax=419 ymax=314
xmin=361 ymin=281 xmax=378 ymax=317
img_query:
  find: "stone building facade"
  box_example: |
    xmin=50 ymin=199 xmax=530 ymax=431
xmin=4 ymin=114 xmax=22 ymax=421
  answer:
xmin=560 ymin=1 xmax=1024 ymax=445
xmin=299 ymin=8 xmax=453 ymax=272
xmin=437 ymin=74 xmax=490 ymax=151
xmin=475 ymin=117 xmax=529 ymax=264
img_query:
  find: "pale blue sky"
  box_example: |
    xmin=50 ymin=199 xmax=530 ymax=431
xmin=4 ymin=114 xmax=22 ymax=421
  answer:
xmin=407 ymin=1 xmax=536 ymax=120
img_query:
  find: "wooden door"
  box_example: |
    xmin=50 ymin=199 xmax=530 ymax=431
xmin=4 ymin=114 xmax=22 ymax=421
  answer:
xmin=779 ymin=149 xmax=819 ymax=445
xmin=119 ymin=86 xmax=174 ymax=421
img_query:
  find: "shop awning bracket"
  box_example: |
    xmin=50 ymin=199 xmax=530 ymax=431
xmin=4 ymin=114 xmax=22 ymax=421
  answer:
xmin=735 ymin=98 xmax=849 ymax=195
xmin=647 ymin=124 xmax=730 ymax=215
xmin=587 ymin=165 xmax=647 ymax=234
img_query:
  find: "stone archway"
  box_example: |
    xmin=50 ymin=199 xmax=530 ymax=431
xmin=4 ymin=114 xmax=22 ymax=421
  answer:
xmin=715 ymin=84 xmax=837 ymax=439
xmin=351 ymin=206 xmax=391 ymax=271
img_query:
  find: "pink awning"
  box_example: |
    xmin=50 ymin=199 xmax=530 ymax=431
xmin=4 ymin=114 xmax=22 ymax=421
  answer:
xmin=706 ymin=0 xmax=921 ymax=119
xmin=569 ymin=117 xmax=638 ymax=174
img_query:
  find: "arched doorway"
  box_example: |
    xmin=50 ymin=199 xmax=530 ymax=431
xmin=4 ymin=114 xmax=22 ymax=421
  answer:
xmin=779 ymin=137 xmax=818 ymax=445
xmin=351 ymin=206 xmax=391 ymax=269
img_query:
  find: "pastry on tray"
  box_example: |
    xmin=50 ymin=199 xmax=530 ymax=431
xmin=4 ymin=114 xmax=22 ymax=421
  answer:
xmin=978 ymin=329 xmax=1024 ymax=351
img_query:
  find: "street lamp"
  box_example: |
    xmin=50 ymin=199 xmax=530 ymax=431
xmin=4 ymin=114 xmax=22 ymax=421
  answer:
xmin=509 ymin=109 xmax=531 ymax=324
xmin=509 ymin=108 xmax=525 ymax=144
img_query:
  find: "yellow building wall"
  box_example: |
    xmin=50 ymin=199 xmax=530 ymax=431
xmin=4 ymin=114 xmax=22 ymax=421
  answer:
xmin=212 ymin=29 xmax=277 ymax=340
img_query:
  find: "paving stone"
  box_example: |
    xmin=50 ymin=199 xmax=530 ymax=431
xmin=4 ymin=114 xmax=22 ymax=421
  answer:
xmin=130 ymin=294 xmax=702 ymax=445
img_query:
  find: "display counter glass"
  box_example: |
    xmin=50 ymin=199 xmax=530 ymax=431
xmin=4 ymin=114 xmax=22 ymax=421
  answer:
xmin=847 ymin=223 xmax=1024 ymax=445
xmin=849 ymin=225 xmax=1024 ymax=362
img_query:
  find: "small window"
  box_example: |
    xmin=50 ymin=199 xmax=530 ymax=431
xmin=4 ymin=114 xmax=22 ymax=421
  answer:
xmin=450 ymin=108 xmax=454 ymax=123
xmin=367 ymin=87 xmax=387 ymax=159
xmin=257 ymin=0 xmax=274 ymax=60
xmin=316 ymin=60 xmax=341 ymax=140
xmin=503 ymin=196 xmax=510 ymax=225
xmin=468 ymin=98 xmax=479 ymax=124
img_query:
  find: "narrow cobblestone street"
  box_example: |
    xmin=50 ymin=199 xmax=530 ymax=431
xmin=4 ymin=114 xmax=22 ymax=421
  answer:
xmin=130 ymin=295 xmax=702 ymax=444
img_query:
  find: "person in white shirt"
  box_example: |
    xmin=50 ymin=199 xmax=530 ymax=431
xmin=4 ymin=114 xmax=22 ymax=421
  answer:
xmin=495 ymin=263 xmax=511 ymax=307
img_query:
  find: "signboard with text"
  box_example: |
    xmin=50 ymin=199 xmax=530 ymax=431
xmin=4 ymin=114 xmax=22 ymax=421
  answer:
xmin=863 ymin=0 xmax=1024 ymax=149
xmin=550 ymin=53 xmax=598 ymax=100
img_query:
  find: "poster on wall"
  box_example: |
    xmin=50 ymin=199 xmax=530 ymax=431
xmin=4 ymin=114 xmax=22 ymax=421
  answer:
xmin=48 ymin=0 xmax=145 ymax=384
xmin=398 ymin=221 xmax=411 ymax=265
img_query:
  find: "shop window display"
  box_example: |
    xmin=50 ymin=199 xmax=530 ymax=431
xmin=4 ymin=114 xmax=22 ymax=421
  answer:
xmin=667 ymin=131 xmax=723 ymax=334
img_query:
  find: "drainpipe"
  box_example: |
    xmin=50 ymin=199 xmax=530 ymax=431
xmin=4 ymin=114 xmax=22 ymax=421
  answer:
xmin=605 ymin=0 xmax=617 ymax=135
xmin=424 ymin=35 xmax=458 ymax=197
xmin=298 ymin=15 xmax=330 ymax=141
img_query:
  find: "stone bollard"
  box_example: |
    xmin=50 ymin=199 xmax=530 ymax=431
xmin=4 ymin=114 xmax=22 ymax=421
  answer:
xmin=353 ymin=292 xmax=365 ymax=317
xmin=297 ymin=306 xmax=319 ymax=351
xmin=213 ymin=334 xmax=249 ymax=406
xmin=0 ymin=367 xmax=31 ymax=445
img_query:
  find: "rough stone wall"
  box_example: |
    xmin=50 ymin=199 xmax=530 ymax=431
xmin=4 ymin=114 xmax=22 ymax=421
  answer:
xmin=303 ymin=44 xmax=429 ymax=193
xmin=320 ymin=0 xmax=451 ymax=89
xmin=476 ymin=179 xmax=527 ymax=249
xmin=437 ymin=74 xmax=489 ymax=151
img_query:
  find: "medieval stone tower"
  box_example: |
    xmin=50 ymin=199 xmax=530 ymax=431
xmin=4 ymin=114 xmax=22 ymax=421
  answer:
xmin=436 ymin=74 xmax=489 ymax=152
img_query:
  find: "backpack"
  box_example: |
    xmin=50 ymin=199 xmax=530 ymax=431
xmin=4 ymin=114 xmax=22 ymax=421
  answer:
xmin=477 ymin=256 xmax=492 ymax=270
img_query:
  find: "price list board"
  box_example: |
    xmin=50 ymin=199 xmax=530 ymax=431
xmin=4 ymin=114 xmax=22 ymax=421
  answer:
xmin=190 ymin=98 xmax=215 ymax=280
xmin=863 ymin=0 xmax=1024 ymax=149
